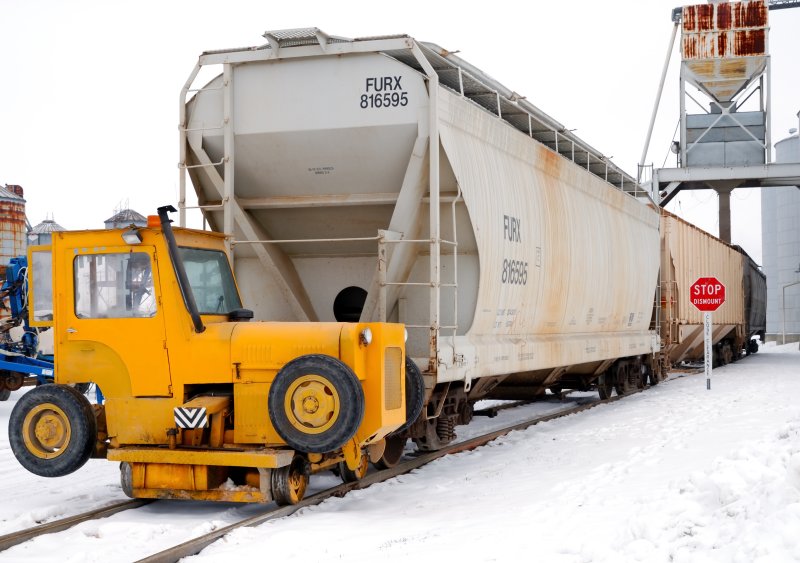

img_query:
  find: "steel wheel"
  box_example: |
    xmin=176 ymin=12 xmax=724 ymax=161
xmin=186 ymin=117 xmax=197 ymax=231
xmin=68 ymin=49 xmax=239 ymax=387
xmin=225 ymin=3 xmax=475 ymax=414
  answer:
xmin=373 ymin=433 xmax=407 ymax=470
xmin=637 ymin=364 xmax=647 ymax=390
xmin=271 ymin=456 xmax=309 ymax=506
xmin=597 ymin=372 xmax=614 ymax=400
xmin=722 ymin=343 xmax=733 ymax=365
xmin=9 ymin=384 xmax=97 ymax=477
xmin=268 ymin=354 xmax=364 ymax=453
xmin=338 ymin=450 xmax=369 ymax=483
xmin=120 ymin=462 xmax=134 ymax=498
xmin=614 ymin=363 xmax=634 ymax=396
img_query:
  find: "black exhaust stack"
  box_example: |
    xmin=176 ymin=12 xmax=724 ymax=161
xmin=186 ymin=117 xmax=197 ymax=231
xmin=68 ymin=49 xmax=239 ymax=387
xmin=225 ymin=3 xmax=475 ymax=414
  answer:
xmin=157 ymin=205 xmax=205 ymax=333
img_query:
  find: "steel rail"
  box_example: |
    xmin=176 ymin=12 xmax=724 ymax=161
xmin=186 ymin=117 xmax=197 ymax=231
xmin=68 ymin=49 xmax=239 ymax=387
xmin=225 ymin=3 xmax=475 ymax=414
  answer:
xmin=137 ymin=394 xmax=624 ymax=563
xmin=0 ymin=499 xmax=151 ymax=552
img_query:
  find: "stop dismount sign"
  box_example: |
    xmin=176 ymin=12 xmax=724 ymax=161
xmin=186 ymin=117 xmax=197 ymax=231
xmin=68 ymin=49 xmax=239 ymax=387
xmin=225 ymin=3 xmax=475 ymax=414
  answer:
xmin=690 ymin=277 xmax=726 ymax=312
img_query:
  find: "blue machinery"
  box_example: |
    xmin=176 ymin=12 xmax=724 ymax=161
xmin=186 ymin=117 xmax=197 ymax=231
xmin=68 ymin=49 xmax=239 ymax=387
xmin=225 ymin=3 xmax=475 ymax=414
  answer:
xmin=0 ymin=257 xmax=58 ymax=400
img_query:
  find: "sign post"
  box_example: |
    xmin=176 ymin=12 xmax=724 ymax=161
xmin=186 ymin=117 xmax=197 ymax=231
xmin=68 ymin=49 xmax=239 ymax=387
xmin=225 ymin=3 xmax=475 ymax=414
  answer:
xmin=703 ymin=312 xmax=712 ymax=389
xmin=690 ymin=277 xmax=726 ymax=390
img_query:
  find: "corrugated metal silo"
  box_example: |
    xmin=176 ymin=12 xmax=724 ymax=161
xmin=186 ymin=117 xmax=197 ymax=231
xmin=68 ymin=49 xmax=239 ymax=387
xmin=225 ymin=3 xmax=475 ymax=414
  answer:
xmin=28 ymin=218 xmax=65 ymax=246
xmin=761 ymin=122 xmax=800 ymax=342
xmin=0 ymin=184 xmax=27 ymax=278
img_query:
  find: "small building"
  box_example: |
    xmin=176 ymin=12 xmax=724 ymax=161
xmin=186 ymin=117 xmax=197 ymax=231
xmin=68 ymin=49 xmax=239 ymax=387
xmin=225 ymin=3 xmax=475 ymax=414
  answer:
xmin=104 ymin=208 xmax=147 ymax=229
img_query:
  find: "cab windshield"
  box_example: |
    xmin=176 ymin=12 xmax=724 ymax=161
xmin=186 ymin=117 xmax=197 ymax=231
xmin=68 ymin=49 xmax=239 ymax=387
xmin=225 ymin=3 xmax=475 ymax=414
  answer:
xmin=178 ymin=247 xmax=242 ymax=314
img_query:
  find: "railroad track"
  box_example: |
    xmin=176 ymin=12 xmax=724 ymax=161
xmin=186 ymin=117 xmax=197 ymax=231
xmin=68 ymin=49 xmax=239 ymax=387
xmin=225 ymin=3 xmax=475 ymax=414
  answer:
xmin=0 ymin=498 xmax=151 ymax=552
xmin=139 ymin=394 xmax=616 ymax=562
xmin=0 ymin=393 xmax=620 ymax=560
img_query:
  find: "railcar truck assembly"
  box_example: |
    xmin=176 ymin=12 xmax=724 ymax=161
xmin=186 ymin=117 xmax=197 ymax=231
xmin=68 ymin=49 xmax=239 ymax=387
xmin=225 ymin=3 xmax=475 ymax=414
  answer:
xmin=8 ymin=206 xmax=408 ymax=504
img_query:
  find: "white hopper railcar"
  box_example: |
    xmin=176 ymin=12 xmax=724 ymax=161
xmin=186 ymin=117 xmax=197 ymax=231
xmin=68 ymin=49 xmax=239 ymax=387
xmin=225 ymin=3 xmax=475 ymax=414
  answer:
xmin=180 ymin=29 xmax=661 ymax=454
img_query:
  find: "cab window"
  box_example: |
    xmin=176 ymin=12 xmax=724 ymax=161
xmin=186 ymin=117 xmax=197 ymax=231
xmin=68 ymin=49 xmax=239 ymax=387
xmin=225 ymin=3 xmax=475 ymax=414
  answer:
xmin=178 ymin=247 xmax=242 ymax=314
xmin=31 ymin=251 xmax=54 ymax=322
xmin=74 ymin=252 xmax=156 ymax=318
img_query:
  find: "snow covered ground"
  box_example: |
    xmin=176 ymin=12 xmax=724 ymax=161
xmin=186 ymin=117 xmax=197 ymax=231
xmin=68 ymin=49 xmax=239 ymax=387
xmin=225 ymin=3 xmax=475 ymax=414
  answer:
xmin=0 ymin=342 xmax=798 ymax=562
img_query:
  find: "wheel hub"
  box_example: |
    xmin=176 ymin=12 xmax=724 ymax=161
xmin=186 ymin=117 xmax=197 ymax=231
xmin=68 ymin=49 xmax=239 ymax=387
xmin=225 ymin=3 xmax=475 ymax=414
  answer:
xmin=23 ymin=404 xmax=70 ymax=459
xmin=285 ymin=375 xmax=340 ymax=434
xmin=302 ymin=396 xmax=319 ymax=414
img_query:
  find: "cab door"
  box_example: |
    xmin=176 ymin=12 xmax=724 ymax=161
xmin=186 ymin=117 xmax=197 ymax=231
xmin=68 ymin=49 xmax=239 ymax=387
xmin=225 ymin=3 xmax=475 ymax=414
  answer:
xmin=56 ymin=245 xmax=172 ymax=397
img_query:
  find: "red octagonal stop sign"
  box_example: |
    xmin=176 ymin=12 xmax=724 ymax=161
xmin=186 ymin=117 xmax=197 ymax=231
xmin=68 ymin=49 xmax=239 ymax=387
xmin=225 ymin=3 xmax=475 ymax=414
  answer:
xmin=690 ymin=277 xmax=726 ymax=312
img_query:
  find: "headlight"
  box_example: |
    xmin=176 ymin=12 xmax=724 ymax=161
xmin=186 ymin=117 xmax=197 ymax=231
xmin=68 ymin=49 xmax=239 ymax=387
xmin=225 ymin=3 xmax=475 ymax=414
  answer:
xmin=359 ymin=327 xmax=373 ymax=346
xmin=404 ymin=328 xmax=408 ymax=343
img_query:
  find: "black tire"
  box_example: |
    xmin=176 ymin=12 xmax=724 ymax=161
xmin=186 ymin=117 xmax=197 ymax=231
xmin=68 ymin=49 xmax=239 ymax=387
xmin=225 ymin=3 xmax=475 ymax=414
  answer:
xmin=72 ymin=383 xmax=92 ymax=395
xmin=271 ymin=455 xmax=309 ymax=506
xmin=268 ymin=354 xmax=364 ymax=454
xmin=396 ymin=357 xmax=425 ymax=434
xmin=2 ymin=370 xmax=24 ymax=392
xmin=9 ymin=384 xmax=97 ymax=477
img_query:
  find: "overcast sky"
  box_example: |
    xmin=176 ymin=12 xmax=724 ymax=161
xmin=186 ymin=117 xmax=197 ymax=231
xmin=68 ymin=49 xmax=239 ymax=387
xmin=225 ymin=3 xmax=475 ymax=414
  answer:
xmin=2 ymin=0 xmax=798 ymax=264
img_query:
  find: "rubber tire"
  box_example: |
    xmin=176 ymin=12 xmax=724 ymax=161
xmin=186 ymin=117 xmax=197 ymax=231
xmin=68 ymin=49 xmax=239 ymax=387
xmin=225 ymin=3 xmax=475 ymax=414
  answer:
xmin=2 ymin=370 xmax=24 ymax=392
xmin=72 ymin=383 xmax=92 ymax=395
xmin=9 ymin=384 xmax=97 ymax=477
xmin=268 ymin=354 xmax=364 ymax=454
xmin=0 ymin=388 xmax=10 ymax=402
xmin=396 ymin=357 xmax=425 ymax=434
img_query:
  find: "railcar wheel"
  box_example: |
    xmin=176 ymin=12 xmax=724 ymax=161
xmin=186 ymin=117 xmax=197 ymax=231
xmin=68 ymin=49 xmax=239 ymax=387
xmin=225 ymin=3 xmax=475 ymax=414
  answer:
xmin=268 ymin=354 xmax=364 ymax=454
xmin=722 ymin=343 xmax=733 ymax=365
xmin=338 ymin=450 xmax=369 ymax=483
xmin=397 ymin=357 xmax=425 ymax=434
xmin=8 ymin=384 xmax=97 ymax=477
xmin=614 ymin=364 xmax=635 ymax=396
xmin=648 ymin=366 xmax=661 ymax=386
xmin=637 ymin=365 xmax=647 ymax=390
xmin=271 ymin=455 xmax=309 ymax=506
xmin=374 ymin=433 xmax=407 ymax=470
xmin=597 ymin=373 xmax=614 ymax=400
